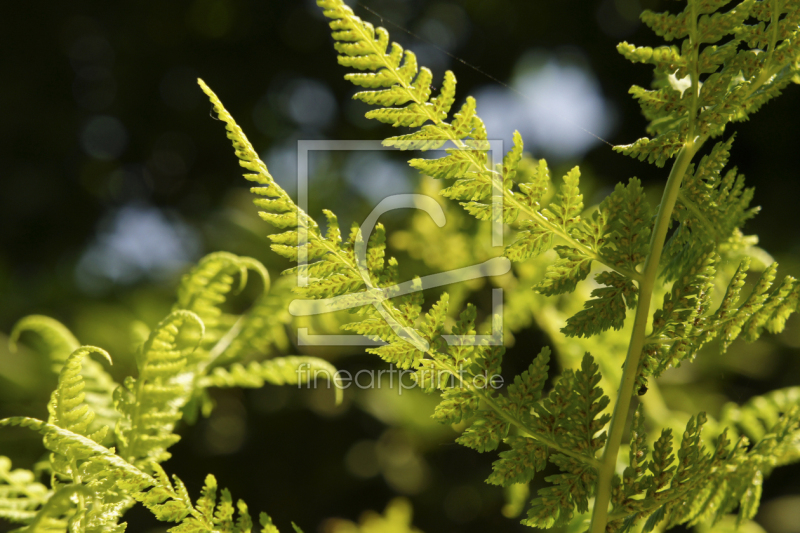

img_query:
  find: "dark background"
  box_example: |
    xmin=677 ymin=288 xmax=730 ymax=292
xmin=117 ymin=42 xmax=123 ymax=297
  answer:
xmin=1 ymin=0 xmax=799 ymax=532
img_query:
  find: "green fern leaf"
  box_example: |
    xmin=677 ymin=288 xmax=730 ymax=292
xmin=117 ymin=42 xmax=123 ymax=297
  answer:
xmin=174 ymin=252 xmax=269 ymax=352
xmin=506 ymin=347 xmax=550 ymax=419
xmin=534 ymin=246 xmax=593 ymax=296
xmin=0 ymin=456 xmax=51 ymax=526
xmin=115 ymin=310 xmax=204 ymax=465
xmin=10 ymin=316 xmax=119 ymax=445
xmin=601 ymin=178 xmax=653 ymax=271
xmin=562 ymin=272 xmax=637 ymax=338
xmin=47 ymin=346 xmax=112 ymax=442
xmin=201 ymin=356 xmax=342 ymax=405
xmin=541 ymin=167 xmax=583 ymax=233
xmin=487 ymin=436 xmax=548 ymax=487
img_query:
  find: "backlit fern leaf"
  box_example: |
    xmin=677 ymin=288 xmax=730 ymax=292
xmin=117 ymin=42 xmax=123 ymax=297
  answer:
xmin=562 ymin=271 xmax=638 ymax=338
xmin=317 ymin=0 xmax=649 ymax=293
xmin=200 ymin=356 xmax=343 ymax=405
xmin=115 ymin=310 xmax=204 ymax=466
xmin=0 ymin=456 xmax=50 ymax=527
xmin=642 ymin=255 xmax=798 ymax=383
xmin=221 ymin=275 xmax=294 ymax=362
xmin=174 ymin=251 xmax=270 ymax=353
xmin=0 ymin=418 xmax=290 ymax=533
xmin=10 ymin=316 xmax=119 ymax=445
xmin=47 ymin=347 xmax=112 ymax=443
xmin=662 ymin=136 xmax=758 ymax=280
xmin=9 ymin=315 xmax=80 ymax=365
xmin=617 ymin=0 xmax=800 ymax=165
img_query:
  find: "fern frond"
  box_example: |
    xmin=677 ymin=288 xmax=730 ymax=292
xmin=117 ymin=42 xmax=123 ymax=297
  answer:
xmin=10 ymin=316 xmax=119 ymax=445
xmin=221 ymin=275 xmax=294 ymax=363
xmin=115 ymin=310 xmax=205 ymax=466
xmin=316 ymin=0 xmax=650 ymax=290
xmin=47 ymin=346 xmax=112 ymax=444
xmin=9 ymin=315 xmax=80 ymax=365
xmin=200 ymin=356 xmax=343 ymax=405
xmin=174 ymin=252 xmax=270 ymax=353
xmin=562 ymin=271 xmax=638 ymax=338
xmin=644 ymin=255 xmax=798 ymax=380
xmin=662 ymin=136 xmax=758 ymax=280
xmin=1 ymin=417 xmax=290 ymax=533
xmin=0 ymin=456 xmax=51 ymax=526
xmin=618 ymin=0 xmax=800 ymax=165
xmin=138 ymin=471 xmax=258 ymax=533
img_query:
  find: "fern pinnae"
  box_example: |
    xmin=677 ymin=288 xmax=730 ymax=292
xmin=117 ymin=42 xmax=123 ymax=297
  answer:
xmin=318 ymin=0 xmax=648 ymax=287
xmin=0 ymin=456 xmax=51 ymax=526
xmin=10 ymin=317 xmax=120 ymax=446
xmin=200 ymin=356 xmax=344 ymax=405
xmin=9 ymin=315 xmax=80 ymax=367
xmin=115 ymin=310 xmax=204 ymax=466
xmin=174 ymin=251 xmax=270 ymax=356
xmin=199 ymin=78 xmax=615 ymax=491
xmin=47 ymin=346 xmax=112 ymax=444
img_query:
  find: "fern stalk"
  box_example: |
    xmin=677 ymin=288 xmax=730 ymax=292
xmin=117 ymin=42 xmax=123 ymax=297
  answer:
xmin=589 ymin=141 xmax=702 ymax=532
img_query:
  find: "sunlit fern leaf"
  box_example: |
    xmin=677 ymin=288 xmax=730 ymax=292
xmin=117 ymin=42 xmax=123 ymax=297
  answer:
xmin=14 ymin=484 xmax=91 ymax=533
xmin=486 ymin=436 xmax=548 ymax=487
xmin=316 ymin=0 xmax=654 ymax=293
xmin=671 ymin=397 xmax=800 ymax=528
xmin=662 ymin=136 xmax=758 ymax=281
xmin=541 ymin=167 xmax=584 ymax=234
xmin=47 ymin=346 xmax=112 ymax=442
xmin=562 ymin=272 xmax=638 ymax=338
xmin=614 ymin=132 xmax=684 ymax=168
xmin=9 ymin=315 xmax=79 ymax=366
xmin=600 ymin=178 xmax=653 ymax=272
xmin=200 ymin=79 xmax=434 ymax=376
xmin=647 ymin=252 xmax=717 ymax=375
xmin=174 ymin=252 xmax=270 ymax=353
xmin=221 ymin=275 xmax=294 ymax=363
xmin=524 ymin=453 xmax=597 ymax=528
xmin=0 ymin=456 xmax=51 ymax=526
xmin=612 ymin=405 xmax=652 ymax=518
xmin=720 ymin=387 xmax=800 ymax=465
xmin=456 ymin=411 xmax=509 ymax=453
xmin=432 ymin=388 xmax=478 ymax=424
xmin=152 ymin=473 xmax=257 ymax=533
xmin=10 ymin=316 xmax=120 ymax=445
xmin=200 ymin=356 xmax=343 ymax=405
xmin=505 ymin=222 xmax=554 ymax=263
xmin=114 ymin=310 xmax=204 ymax=466
xmin=505 ymin=346 xmax=550 ymax=419
xmin=46 ymin=347 xmax=115 ymax=506
xmin=618 ymin=0 xmax=800 ymax=165
xmin=566 ymin=354 xmax=612 ymax=456
xmin=0 ymin=417 xmax=155 ymax=487
xmin=533 ymin=246 xmax=593 ymax=296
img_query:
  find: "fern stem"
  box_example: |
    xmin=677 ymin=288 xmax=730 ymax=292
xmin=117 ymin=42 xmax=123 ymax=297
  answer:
xmin=589 ymin=141 xmax=701 ymax=533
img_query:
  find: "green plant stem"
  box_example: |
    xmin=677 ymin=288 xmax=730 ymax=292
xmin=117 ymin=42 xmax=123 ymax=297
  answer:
xmin=588 ymin=141 xmax=701 ymax=533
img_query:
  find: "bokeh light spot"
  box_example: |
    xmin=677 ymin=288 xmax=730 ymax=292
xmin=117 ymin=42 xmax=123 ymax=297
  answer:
xmin=81 ymin=116 xmax=128 ymax=160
